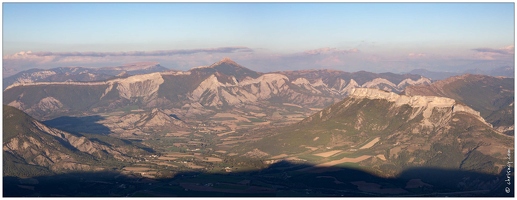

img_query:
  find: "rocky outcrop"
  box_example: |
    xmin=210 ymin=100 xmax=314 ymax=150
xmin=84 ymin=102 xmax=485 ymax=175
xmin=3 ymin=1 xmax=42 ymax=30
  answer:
xmin=403 ymin=74 xmax=514 ymax=130
xmin=136 ymin=108 xmax=189 ymax=129
xmin=98 ymin=108 xmax=190 ymax=137
xmin=397 ymin=77 xmax=431 ymax=88
xmin=340 ymin=79 xmax=359 ymax=95
xmin=11 ymin=70 xmax=57 ymax=84
xmin=362 ymin=78 xmax=398 ymax=89
xmin=35 ymin=97 xmax=64 ymax=112
xmin=348 ymin=88 xmax=491 ymax=127
xmin=189 ymin=73 xmax=290 ymax=107
xmin=114 ymin=72 xmax=164 ymax=101
xmin=360 ymin=77 xmax=431 ymax=93
xmin=350 ymin=88 xmax=455 ymax=107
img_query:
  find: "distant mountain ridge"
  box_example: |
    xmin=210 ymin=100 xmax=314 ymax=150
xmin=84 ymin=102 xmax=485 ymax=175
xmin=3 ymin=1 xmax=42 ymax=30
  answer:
xmin=408 ymin=66 xmax=514 ymax=80
xmin=3 ymin=62 xmax=170 ymax=90
xmin=4 ymin=58 xmax=431 ymax=120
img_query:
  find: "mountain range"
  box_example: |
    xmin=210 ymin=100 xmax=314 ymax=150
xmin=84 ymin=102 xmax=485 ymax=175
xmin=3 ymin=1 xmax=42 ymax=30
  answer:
xmin=3 ymin=58 xmax=430 ymax=121
xmin=408 ymin=66 xmax=514 ymax=80
xmin=3 ymin=62 xmax=170 ymax=90
xmin=3 ymin=58 xmax=514 ymax=197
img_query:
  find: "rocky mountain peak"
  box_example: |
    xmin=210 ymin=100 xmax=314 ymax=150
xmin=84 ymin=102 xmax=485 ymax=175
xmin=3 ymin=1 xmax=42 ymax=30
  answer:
xmin=189 ymin=58 xmax=261 ymax=81
xmin=208 ymin=57 xmax=244 ymax=69
xmin=219 ymin=57 xmax=237 ymax=64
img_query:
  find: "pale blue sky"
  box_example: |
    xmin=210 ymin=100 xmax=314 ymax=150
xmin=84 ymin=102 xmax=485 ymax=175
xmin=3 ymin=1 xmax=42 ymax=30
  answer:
xmin=2 ymin=3 xmax=515 ymax=73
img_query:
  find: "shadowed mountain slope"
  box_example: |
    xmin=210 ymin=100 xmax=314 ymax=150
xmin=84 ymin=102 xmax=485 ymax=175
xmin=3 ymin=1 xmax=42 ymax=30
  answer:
xmin=3 ymin=105 xmax=151 ymax=177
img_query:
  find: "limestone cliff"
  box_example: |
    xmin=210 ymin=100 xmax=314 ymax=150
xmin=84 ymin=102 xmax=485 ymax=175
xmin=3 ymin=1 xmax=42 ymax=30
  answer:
xmin=349 ymin=88 xmax=490 ymax=127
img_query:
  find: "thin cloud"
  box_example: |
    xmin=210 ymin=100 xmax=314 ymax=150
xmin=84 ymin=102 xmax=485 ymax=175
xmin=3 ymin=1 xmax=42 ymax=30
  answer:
xmin=2 ymin=47 xmax=255 ymax=76
xmin=7 ymin=47 xmax=253 ymax=58
xmin=471 ymin=45 xmax=515 ymax=61
xmin=472 ymin=45 xmax=514 ymax=55
xmin=3 ymin=45 xmax=514 ymax=77
xmin=303 ymin=47 xmax=360 ymax=55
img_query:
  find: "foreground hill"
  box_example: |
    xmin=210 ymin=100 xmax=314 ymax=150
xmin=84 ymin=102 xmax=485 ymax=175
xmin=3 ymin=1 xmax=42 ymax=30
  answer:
xmin=234 ymin=88 xmax=512 ymax=177
xmin=404 ymin=74 xmax=514 ymax=135
xmin=3 ymin=105 xmax=150 ymax=177
xmin=4 ymin=58 xmax=430 ymax=120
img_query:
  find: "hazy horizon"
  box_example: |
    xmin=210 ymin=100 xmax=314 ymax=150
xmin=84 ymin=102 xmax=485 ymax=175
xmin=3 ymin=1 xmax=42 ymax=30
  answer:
xmin=3 ymin=3 xmax=515 ymax=74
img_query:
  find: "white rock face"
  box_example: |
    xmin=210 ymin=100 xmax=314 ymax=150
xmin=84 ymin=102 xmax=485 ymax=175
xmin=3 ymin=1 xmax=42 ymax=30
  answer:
xmin=191 ymin=74 xmax=225 ymax=101
xmin=349 ymin=88 xmax=490 ymax=126
xmin=14 ymin=70 xmax=57 ymax=84
xmin=362 ymin=78 xmax=397 ymax=89
xmin=292 ymin=77 xmax=311 ymax=85
xmin=245 ymin=74 xmax=289 ymax=99
xmin=350 ymin=88 xmax=455 ymax=107
xmin=311 ymin=79 xmax=327 ymax=87
xmin=332 ymin=78 xmax=347 ymax=91
xmin=158 ymin=70 xmax=192 ymax=76
xmin=36 ymin=97 xmax=64 ymax=112
xmin=240 ymin=73 xmax=289 ymax=86
xmin=188 ymin=72 xmax=389 ymax=108
xmin=340 ymin=79 xmax=359 ymax=95
xmin=451 ymin=104 xmax=483 ymax=118
xmin=4 ymin=79 xmax=102 ymax=91
xmin=190 ymin=73 xmax=290 ymax=107
xmin=397 ymin=77 xmax=431 ymax=88
xmin=291 ymin=78 xmax=322 ymax=94
xmin=114 ymin=72 xmax=164 ymax=100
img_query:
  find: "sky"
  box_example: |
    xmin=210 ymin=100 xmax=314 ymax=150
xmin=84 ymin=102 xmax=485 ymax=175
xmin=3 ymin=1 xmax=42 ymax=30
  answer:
xmin=2 ymin=3 xmax=515 ymax=76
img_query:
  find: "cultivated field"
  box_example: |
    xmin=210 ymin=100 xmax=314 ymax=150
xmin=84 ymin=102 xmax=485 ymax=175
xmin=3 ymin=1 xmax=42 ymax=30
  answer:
xmin=314 ymin=150 xmax=342 ymax=157
xmin=359 ymin=137 xmax=380 ymax=149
